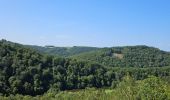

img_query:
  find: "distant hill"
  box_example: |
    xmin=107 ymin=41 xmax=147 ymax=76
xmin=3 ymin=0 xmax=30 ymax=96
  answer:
xmin=26 ymin=42 xmax=170 ymax=68
xmin=71 ymin=45 xmax=170 ymax=67
xmin=25 ymin=45 xmax=99 ymax=57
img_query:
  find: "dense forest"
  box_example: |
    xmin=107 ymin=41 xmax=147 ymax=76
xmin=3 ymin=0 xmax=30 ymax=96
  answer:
xmin=1 ymin=39 xmax=170 ymax=99
xmin=72 ymin=46 xmax=170 ymax=67
xmin=1 ymin=76 xmax=169 ymax=100
xmin=26 ymin=45 xmax=99 ymax=57
xmin=27 ymin=43 xmax=170 ymax=68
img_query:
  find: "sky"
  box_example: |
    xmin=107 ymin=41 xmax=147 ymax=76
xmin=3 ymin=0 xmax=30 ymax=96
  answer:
xmin=0 ymin=0 xmax=170 ymax=51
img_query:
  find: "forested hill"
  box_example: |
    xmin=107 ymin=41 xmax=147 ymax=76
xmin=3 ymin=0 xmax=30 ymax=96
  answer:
xmin=1 ymin=39 xmax=170 ymax=97
xmin=0 ymin=40 xmax=112 ymax=96
xmin=26 ymin=41 xmax=170 ymax=67
xmin=25 ymin=45 xmax=99 ymax=57
xmin=71 ymin=46 xmax=170 ymax=67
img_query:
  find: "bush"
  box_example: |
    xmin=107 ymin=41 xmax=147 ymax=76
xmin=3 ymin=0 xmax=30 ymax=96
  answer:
xmin=138 ymin=76 xmax=168 ymax=100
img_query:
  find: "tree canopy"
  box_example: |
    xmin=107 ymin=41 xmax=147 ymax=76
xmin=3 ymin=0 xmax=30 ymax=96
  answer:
xmin=1 ymin=40 xmax=170 ymax=97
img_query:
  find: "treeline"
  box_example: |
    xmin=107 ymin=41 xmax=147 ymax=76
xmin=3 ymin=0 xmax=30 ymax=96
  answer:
xmin=1 ymin=76 xmax=169 ymax=100
xmin=72 ymin=46 xmax=170 ymax=67
xmin=1 ymin=40 xmax=170 ymax=96
xmin=26 ymin=45 xmax=99 ymax=57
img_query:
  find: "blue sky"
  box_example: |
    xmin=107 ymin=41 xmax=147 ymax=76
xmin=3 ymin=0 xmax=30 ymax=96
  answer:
xmin=0 ymin=0 xmax=170 ymax=51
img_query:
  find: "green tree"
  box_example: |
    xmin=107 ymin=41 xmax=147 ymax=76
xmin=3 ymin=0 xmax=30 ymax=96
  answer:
xmin=138 ymin=76 xmax=168 ymax=100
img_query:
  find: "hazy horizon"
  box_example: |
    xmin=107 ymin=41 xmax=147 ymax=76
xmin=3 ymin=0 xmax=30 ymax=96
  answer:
xmin=0 ymin=0 xmax=170 ymax=51
xmin=1 ymin=39 xmax=169 ymax=53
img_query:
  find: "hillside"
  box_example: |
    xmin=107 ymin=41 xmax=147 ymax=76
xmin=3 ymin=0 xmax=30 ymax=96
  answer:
xmin=26 ymin=45 xmax=99 ymax=57
xmin=0 ymin=40 xmax=113 ymax=96
xmin=1 ymin=40 xmax=170 ymax=98
xmin=26 ymin=44 xmax=170 ymax=68
xmin=71 ymin=46 xmax=170 ymax=67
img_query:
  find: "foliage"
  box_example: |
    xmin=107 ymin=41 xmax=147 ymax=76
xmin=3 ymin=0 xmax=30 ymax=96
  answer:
xmin=138 ymin=76 xmax=168 ymax=100
xmin=1 ymin=39 xmax=170 ymax=99
xmin=72 ymin=46 xmax=170 ymax=67
xmin=26 ymin=45 xmax=99 ymax=57
xmin=115 ymin=75 xmax=138 ymax=100
xmin=0 ymin=76 xmax=170 ymax=100
xmin=0 ymin=40 xmax=111 ymax=96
